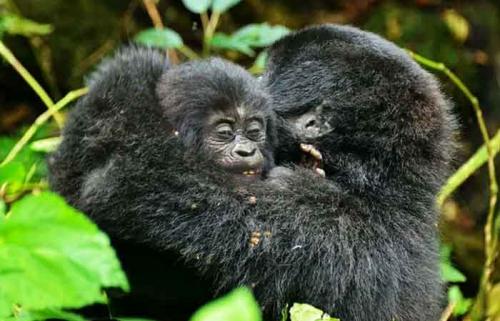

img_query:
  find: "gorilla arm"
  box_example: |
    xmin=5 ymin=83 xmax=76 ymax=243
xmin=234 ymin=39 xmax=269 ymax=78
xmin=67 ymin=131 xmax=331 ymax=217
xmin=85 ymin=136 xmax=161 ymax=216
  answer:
xmin=243 ymin=167 xmax=443 ymax=321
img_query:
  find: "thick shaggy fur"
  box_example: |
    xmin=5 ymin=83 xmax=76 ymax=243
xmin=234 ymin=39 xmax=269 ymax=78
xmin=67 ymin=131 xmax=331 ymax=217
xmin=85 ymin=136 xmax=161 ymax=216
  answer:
xmin=48 ymin=48 xmax=276 ymax=319
xmin=247 ymin=24 xmax=458 ymax=320
xmin=49 ymin=24 xmax=457 ymax=321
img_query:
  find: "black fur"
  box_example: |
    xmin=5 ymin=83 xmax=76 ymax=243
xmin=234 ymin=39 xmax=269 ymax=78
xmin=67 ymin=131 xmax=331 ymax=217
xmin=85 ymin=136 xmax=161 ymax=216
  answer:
xmin=245 ymin=24 xmax=458 ymax=320
xmin=48 ymin=47 xmax=276 ymax=319
xmin=48 ymin=23 xmax=458 ymax=321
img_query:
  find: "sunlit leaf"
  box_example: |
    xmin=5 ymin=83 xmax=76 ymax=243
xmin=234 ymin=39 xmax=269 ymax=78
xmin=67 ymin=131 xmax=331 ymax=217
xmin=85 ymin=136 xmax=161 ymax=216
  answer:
xmin=289 ymin=303 xmax=339 ymax=321
xmin=212 ymin=0 xmax=241 ymax=13
xmin=189 ymin=287 xmax=261 ymax=321
xmin=134 ymin=28 xmax=183 ymax=49
xmin=182 ymin=0 xmax=211 ymax=13
xmin=30 ymin=137 xmax=61 ymax=153
xmin=442 ymin=9 xmax=469 ymax=43
xmin=0 ymin=200 xmax=6 ymax=217
xmin=0 ymin=15 xmax=52 ymax=37
xmin=448 ymin=285 xmax=472 ymax=316
xmin=8 ymin=308 xmax=88 ymax=321
xmin=0 ymin=192 xmax=129 ymax=318
xmin=441 ymin=263 xmax=467 ymax=283
xmin=0 ymin=162 xmax=26 ymax=194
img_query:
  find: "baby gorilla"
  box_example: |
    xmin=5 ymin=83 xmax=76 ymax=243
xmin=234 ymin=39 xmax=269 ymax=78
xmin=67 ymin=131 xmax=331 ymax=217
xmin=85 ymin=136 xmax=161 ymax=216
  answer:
xmin=156 ymin=58 xmax=275 ymax=180
xmin=49 ymin=48 xmax=276 ymax=319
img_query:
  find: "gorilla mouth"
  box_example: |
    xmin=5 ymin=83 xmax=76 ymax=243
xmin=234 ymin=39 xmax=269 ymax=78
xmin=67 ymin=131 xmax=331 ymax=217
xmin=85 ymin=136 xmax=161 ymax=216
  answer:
xmin=242 ymin=169 xmax=261 ymax=177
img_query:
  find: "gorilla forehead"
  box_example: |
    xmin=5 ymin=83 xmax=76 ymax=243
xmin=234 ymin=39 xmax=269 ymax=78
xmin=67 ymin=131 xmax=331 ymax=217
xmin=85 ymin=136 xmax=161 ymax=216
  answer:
xmin=264 ymin=24 xmax=432 ymax=115
xmin=159 ymin=58 xmax=270 ymax=118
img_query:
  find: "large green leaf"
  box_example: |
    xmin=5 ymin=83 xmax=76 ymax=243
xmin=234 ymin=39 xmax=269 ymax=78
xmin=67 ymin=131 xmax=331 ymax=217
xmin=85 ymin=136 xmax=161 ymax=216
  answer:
xmin=0 ymin=192 xmax=129 ymax=318
xmin=182 ymin=0 xmax=211 ymax=13
xmin=289 ymin=303 xmax=339 ymax=321
xmin=189 ymin=287 xmax=261 ymax=321
xmin=134 ymin=28 xmax=183 ymax=49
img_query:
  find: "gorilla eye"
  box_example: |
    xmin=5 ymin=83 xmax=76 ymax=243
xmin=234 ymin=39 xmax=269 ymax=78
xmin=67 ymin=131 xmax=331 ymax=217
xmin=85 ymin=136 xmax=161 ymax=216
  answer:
xmin=246 ymin=121 xmax=264 ymax=140
xmin=215 ymin=123 xmax=234 ymax=140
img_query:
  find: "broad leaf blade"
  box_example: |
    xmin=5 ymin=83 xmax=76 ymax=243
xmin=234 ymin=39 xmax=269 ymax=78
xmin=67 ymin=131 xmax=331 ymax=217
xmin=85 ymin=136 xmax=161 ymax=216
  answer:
xmin=0 ymin=192 xmax=129 ymax=318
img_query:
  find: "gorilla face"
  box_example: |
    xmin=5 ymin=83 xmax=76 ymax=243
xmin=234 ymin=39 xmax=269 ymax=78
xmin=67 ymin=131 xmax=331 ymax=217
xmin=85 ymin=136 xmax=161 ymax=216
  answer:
xmin=157 ymin=58 xmax=276 ymax=183
xmin=285 ymin=102 xmax=334 ymax=142
xmin=203 ymin=107 xmax=268 ymax=180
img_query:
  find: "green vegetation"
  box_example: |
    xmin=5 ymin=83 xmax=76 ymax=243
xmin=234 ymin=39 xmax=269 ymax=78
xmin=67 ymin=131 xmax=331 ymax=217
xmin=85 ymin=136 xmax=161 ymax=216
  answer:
xmin=1 ymin=0 xmax=499 ymax=320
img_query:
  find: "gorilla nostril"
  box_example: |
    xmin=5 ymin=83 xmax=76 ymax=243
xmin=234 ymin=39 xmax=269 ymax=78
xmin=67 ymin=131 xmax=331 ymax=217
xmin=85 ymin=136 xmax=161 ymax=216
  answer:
xmin=305 ymin=119 xmax=317 ymax=128
xmin=236 ymin=148 xmax=256 ymax=157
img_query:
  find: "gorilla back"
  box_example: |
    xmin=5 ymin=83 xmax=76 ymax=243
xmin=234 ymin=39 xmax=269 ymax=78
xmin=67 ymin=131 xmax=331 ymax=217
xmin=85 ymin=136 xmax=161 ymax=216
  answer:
xmin=249 ymin=24 xmax=458 ymax=321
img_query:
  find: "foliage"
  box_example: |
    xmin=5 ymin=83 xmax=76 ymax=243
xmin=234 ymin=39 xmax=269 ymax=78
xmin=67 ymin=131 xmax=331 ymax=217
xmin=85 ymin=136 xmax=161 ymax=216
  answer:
xmin=0 ymin=192 xmax=129 ymax=319
xmin=289 ymin=304 xmax=339 ymax=321
xmin=189 ymin=287 xmax=261 ymax=321
xmin=0 ymin=1 xmax=499 ymax=321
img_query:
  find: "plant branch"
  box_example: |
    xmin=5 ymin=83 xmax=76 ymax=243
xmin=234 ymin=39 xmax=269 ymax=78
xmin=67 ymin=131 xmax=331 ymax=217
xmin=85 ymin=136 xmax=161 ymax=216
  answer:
xmin=142 ymin=0 xmax=180 ymax=64
xmin=0 ymin=88 xmax=89 ymax=167
xmin=407 ymin=49 xmax=498 ymax=321
xmin=438 ymin=129 xmax=500 ymax=206
xmin=0 ymin=41 xmax=63 ymax=127
xmin=203 ymin=11 xmax=221 ymax=56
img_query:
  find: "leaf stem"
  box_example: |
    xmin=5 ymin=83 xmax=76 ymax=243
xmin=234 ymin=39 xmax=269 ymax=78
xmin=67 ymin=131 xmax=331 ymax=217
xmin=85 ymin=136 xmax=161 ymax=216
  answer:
xmin=0 ymin=41 xmax=63 ymax=128
xmin=407 ymin=49 xmax=498 ymax=321
xmin=0 ymin=88 xmax=88 ymax=167
xmin=203 ymin=11 xmax=221 ymax=56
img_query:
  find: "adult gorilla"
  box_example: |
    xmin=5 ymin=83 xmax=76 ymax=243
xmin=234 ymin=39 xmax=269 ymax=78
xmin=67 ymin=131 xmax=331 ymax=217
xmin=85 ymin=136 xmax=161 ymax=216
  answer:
xmin=238 ymin=24 xmax=457 ymax=321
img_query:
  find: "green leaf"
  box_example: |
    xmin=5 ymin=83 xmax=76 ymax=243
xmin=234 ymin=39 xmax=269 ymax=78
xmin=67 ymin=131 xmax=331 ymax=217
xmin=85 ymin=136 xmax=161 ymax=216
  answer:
xmin=134 ymin=28 xmax=183 ymax=49
xmin=0 ymin=15 xmax=53 ymax=37
xmin=0 ymin=137 xmax=47 ymax=181
xmin=189 ymin=287 xmax=261 ymax=321
xmin=211 ymin=0 xmax=241 ymax=13
xmin=289 ymin=303 xmax=339 ymax=321
xmin=233 ymin=23 xmax=290 ymax=47
xmin=210 ymin=33 xmax=254 ymax=55
xmin=210 ymin=24 xmax=290 ymax=56
xmin=0 ymin=162 xmax=26 ymax=194
xmin=440 ymin=262 xmax=467 ymax=283
xmin=30 ymin=137 xmax=61 ymax=153
xmin=448 ymin=286 xmax=472 ymax=316
xmin=0 ymin=200 xmax=6 ymax=217
xmin=248 ymin=51 xmax=268 ymax=74
xmin=0 ymin=192 xmax=129 ymax=318
xmin=182 ymin=0 xmax=211 ymax=13
xmin=9 ymin=308 xmax=88 ymax=321
xmin=439 ymin=244 xmax=466 ymax=283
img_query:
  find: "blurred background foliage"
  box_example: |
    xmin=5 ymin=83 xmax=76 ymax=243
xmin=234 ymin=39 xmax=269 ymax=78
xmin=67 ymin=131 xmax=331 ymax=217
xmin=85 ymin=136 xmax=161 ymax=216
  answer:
xmin=0 ymin=0 xmax=499 ymax=320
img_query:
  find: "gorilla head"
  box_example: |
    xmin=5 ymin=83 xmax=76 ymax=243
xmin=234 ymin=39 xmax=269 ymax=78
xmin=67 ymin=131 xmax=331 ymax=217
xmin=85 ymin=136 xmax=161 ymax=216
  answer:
xmin=264 ymin=24 xmax=456 ymax=193
xmin=157 ymin=58 xmax=276 ymax=181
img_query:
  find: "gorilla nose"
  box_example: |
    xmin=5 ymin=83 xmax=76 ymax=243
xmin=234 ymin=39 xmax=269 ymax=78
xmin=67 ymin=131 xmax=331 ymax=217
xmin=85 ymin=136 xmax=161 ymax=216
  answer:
xmin=235 ymin=146 xmax=256 ymax=157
